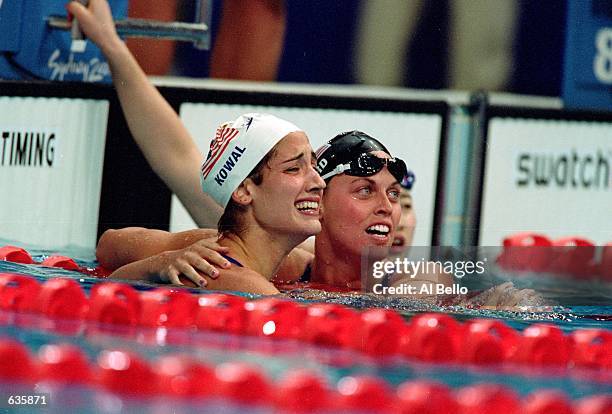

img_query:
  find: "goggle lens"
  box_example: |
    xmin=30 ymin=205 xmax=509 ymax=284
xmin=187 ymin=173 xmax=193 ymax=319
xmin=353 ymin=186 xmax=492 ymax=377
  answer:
xmin=349 ymin=153 xmax=415 ymax=190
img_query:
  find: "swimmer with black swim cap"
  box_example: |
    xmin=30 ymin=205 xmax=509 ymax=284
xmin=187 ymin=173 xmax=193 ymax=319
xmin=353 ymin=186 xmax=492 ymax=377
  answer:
xmin=313 ymin=131 xmax=417 ymax=253
xmin=285 ymin=130 xmax=415 ymax=289
xmin=315 ymin=130 xmax=415 ymax=189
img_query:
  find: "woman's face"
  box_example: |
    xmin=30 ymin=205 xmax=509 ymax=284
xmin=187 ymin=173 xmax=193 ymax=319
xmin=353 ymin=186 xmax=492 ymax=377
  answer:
xmin=320 ymin=152 xmax=402 ymax=260
xmin=249 ymin=132 xmax=325 ymax=240
xmin=392 ymin=189 xmax=416 ymax=250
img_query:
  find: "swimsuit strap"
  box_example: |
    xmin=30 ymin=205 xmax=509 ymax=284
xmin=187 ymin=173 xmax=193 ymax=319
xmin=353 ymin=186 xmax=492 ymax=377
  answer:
xmin=221 ymin=254 xmax=244 ymax=268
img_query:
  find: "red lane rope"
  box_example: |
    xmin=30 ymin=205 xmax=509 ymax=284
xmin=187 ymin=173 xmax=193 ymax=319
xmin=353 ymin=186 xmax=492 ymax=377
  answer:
xmin=0 ymin=272 xmax=610 ymax=374
xmin=0 ymin=337 xmax=609 ymax=413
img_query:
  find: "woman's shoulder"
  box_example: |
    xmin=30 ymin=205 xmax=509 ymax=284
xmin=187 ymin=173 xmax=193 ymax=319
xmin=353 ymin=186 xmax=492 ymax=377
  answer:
xmin=207 ymin=266 xmax=280 ymax=295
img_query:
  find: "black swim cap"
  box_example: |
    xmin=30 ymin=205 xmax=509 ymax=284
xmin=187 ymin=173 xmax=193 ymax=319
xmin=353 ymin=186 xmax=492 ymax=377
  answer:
xmin=315 ymin=131 xmax=391 ymax=179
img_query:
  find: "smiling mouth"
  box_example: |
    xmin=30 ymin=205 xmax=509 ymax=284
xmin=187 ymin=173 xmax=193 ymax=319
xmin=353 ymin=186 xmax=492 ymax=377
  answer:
xmin=295 ymin=201 xmax=319 ymax=215
xmin=366 ymin=224 xmax=390 ymax=237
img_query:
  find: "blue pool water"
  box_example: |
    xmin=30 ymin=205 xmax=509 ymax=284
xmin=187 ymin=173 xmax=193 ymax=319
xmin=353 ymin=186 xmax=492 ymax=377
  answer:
xmin=0 ymin=242 xmax=610 ymax=412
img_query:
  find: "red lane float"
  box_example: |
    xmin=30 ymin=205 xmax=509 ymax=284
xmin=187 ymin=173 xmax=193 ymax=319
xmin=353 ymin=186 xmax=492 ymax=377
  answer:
xmin=0 ymin=273 xmax=41 ymax=312
xmin=400 ymin=313 xmax=461 ymax=362
xmin=0 ymin=338 xmax=36 ymax=382
xmin=88 ymin=282 xmax=141 ymax=326
xmin=498 ymin=233 xmax=553 ymax=272
xmin=275 ymin=370 xmax=330 ymax=412
xmin=0 ymin=336 xmax=610 ymax=413
xmin=302 ymin=303 xmax=361 ymax=347
xmin=351 ymin=308 xmax=405 ymax=355
xmin=36 ymin=278 xmax=89 ymax=320
xmin=154 ymin=354 xmax=215 ymax=398
xmin=0 ymin=245 xmax=110 ymax=278
xmin=550 ymin=237 xmax=597 ymax=278
xmin=336 ymin=375 xmax=395 ymax=413
xmin=396 ymin=380 xmax=458 ymax=414
xmin=571 ymin=329 xmax=612 ymax=370
xmin=514 ymin=324 xmax=571 ymax=366
xmin=213 ymin=362 xmax=271 ymax=404
xmin=497 ymin=234 xmax=611 ymax=280
xmin=195 ymin=293 xmax=247 ymax=334
xmin=97 ymin=350 xmax=158 ymax=396
xmin=38 ymin=343 xmax=92 ymax=384
xmin=139 ymin=289 xmax=198 ymax=328
xmin=0 ymin=272 xmax=611 ymax=373
xmin=574 ymin=395 xmax=612 ymax=414
xmin=462 ymin=318 xmax=519 ymax=363
xmin=0 ymin=246 xmax=34 ymax=264
xmin=40 ymin=256 xmax=79 ymax=271
xmin=600 ymin=243 xmax=612 ymax=281
xmin=455 ymin=383 xmax=522 ymax=414
xmin=244 ymin=297 xmax=307 ymax=339
xmin=524 ymin=389 xmax=574 ymax=414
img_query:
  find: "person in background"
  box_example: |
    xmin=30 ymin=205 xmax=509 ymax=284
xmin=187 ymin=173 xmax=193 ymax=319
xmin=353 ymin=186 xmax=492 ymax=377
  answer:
xmin=392 ymin=188 xmax=416 ymax=252
xmin=125 ymin=0 xmax=178 ymax=76
xmin=126 ymin=0 xmax=286 ymax=80
xmin=210 ymin=0 xmax=286 ymax=80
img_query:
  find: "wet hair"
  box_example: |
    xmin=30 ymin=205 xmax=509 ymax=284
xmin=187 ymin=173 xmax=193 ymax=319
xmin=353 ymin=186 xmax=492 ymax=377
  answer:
xmin=217 ymin=148 xmax=277 ymax=237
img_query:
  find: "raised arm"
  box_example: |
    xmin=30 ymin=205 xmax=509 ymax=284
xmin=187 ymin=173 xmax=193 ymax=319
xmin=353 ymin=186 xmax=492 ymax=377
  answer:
xmin=67 ymin=0 xmax=222 ymax=227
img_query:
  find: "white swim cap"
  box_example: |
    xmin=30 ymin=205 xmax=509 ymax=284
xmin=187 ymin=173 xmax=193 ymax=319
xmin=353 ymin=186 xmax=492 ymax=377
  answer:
xmin=200 ymin=113 xmax=302 ymax=208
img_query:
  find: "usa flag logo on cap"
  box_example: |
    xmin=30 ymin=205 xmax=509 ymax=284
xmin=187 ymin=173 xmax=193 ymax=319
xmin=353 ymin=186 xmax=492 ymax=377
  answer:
xmin=201 ymin=123 xmax=240 ymax=179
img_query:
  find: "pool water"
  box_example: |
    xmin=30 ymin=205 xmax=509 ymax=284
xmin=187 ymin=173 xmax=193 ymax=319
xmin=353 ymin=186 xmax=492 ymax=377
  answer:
xmin=0 ymin=242 xmax=610 ymax=412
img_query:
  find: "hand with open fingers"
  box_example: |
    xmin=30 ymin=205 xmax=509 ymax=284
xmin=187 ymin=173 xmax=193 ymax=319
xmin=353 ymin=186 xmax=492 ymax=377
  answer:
xmin=66 ymin=0 xmax=120 ymax=51
xmin=150 ymin=240 xmax=232 ymax=288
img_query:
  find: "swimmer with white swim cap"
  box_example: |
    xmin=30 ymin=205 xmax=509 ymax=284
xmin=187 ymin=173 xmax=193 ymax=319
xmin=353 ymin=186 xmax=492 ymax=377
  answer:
xmin=108 ymin=113 xmax=325 ymax=294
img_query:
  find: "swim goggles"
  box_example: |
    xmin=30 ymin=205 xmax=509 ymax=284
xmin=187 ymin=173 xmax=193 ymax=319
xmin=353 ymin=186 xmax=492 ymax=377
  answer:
xmin=320 ymin=152 xmax=415 ymax=189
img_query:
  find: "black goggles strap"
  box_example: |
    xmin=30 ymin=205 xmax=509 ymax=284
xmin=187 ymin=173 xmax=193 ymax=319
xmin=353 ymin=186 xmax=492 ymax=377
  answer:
xmin=321 ymin=153 xmax=414 ymax=189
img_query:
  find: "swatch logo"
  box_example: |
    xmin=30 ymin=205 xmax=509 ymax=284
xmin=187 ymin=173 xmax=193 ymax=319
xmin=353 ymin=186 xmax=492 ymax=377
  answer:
xmin=516 ymin=149 xmax=611 ymax=189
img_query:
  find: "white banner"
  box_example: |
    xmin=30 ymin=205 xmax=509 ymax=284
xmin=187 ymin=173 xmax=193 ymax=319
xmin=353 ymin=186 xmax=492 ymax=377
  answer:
xmin=480 ymin=117 xmax=612 ymax=245
xmin=173 ymin=103 xmax=443 ymax=246
xmin=0 ymin=97 xmax=109 ymax=249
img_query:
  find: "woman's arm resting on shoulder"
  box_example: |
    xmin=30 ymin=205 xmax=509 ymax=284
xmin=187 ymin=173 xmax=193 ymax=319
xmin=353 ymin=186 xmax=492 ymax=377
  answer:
xmin=109 ymin=251 xmax=280 ymax=294
xmin=107 ymin=249 xmax=206 ymax=287
xmin=96 ymin=227 xmax=227 ymax=270
xmin=67 ymin=0 xmax=222 ymax=227
xmin=109 ymin=241 xmax=232 ymax=287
